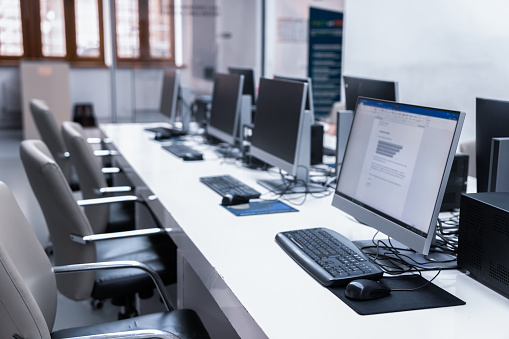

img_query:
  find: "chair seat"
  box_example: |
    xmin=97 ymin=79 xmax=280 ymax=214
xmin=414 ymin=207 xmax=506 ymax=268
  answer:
xmin=92 ymin=233 xmax=177 ymax=301
xmin=51 ymin=309 xmax=210 ymax=339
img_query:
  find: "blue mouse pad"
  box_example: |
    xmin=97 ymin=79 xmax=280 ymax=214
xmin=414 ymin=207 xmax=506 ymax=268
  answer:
xmin=328 ymin=275 xmax=465 ymax=315
xmin=223 ymin=200 xmax=298 ymax=216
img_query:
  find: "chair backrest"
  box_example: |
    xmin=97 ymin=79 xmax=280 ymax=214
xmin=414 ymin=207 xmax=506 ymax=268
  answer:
xmin=61 ymin=121 xmax=110 ymax=233
xmin=0 ymin=181 xmax=55 ymax=338
xmin=20 ymin=139 xmax=97 ymax=301
xmin=29 ymin=99 xmax=72 ymax=182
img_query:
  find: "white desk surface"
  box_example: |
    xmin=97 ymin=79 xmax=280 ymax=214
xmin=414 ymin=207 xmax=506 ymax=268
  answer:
xmin=101 ymin=123 xmax=509 ymax=339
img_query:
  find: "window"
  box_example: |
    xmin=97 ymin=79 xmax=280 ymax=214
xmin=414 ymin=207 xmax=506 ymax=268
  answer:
xmin=0 ymin=0 xmax=104 ymax=66
xmin=115 ymin=0 xmax=175 ymax=66
xmin=0 ymin=0 xmax=176 ymax=67
xmin=0 ymin=0 xmax=24 ymax=57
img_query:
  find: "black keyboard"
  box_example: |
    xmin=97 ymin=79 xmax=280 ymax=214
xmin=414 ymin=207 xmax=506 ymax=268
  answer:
xmin=276 ymin=227 xmax=383 ymax=287
xmin=162 ymin=144 xmax=203 ymax=161
xmin=200 ymin=175 xmax=261 ymax=199
xmin=145 ymin=126 xmax=186 ymax=139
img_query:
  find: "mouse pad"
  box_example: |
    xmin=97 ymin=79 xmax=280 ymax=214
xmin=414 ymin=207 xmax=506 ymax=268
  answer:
xmin=328 ymin=275 xmax=465 ymax=315
xmin=223 ymin=200 xmax=298 ymax=216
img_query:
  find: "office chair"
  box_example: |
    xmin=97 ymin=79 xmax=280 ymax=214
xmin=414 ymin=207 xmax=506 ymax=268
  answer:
xmin=0 ymin=181 xmax=209 ymax=338
xmin=20 ymin=140 xmax=178 ymax=315
xmin=30 ymin=98 xmax=80 ymax=191
xmin=62 ymin=121 xmax=138 ymax=234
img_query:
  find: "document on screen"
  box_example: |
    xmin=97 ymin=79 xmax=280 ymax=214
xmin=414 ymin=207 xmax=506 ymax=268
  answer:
xmin=355 ymin=118 xmax=424 ymax=219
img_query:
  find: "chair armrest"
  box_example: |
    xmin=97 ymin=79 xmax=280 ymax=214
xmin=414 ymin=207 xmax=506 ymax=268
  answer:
xmin=87 ymin=137 xmax=112 ymax=144
xmin=53 ymin=260 xmax=175 ymax=311
xmin=77 ymin=195 xmax=138 ymax=206
xmin=57 ymin=152 xmax=71 ymax=159
xmin=70 ymin=227 xmax=172 ymax=244
xmin=102 ymin=167 xmax=121 ymax=174
xmin=93 ymin=186 xmax=132 ymax=195
xmin=62 ymin=329 xmax=180 ymax=339
xmin=94 ymin=149 xmax=119 ymax=156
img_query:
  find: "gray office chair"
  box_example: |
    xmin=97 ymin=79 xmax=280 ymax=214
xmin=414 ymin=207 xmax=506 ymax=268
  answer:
xmin=20 ymin=140 xmax=177 ymax=313
xmin=30 ymin=98 xmax=80 ymax=191
xmin=62 ymin=121 xmax=136 ymax=234
xmin=0 ymin=180 xmax=209 ymax=338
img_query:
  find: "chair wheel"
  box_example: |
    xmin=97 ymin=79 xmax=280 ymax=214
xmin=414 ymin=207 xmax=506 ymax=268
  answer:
xmin=91 ymin=299 xmax=103 ymax=310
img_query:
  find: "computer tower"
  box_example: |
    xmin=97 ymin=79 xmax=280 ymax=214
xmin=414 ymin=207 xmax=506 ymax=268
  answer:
xmin=458 ymin=192 xmax=509 ymax=299
xmin=440 ymin=153 xmax=469 ymax=212
xmin=311 ymin=123 xmax=324 ymax=165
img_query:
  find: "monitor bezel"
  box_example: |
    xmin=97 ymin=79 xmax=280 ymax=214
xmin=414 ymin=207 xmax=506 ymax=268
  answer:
xmin=207 ymin=73 xmax=245 ymax=145
xmin=331 ymin=97 xmax=465 ymax=255
xmin=273 ymin=75 xmax=314 ymax=114
xmin=250 ymin=77 xmax=308 ymax=178
xmin=160 ymin=69 xmax=181 ymax=125
xmin=475 ymin=97 xmax=509 ymax=193
xmin=228 ymin=66 xmax=256 ymax=106
xmin=343 ymin=75 xmax=399 ymax=112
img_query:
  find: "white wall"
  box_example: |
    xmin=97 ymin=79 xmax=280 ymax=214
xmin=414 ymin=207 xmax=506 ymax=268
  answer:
xmin=215 ymin=0 xmax=261 ymax=78
xmin=343 ymin=0 xmax=509 ymax=144
xmin=265 ymin=0 xmax=344 ymax=78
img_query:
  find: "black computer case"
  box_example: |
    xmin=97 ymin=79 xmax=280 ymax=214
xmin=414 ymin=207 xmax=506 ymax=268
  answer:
xmin=458 ymin=192 xmax=509 ymax=299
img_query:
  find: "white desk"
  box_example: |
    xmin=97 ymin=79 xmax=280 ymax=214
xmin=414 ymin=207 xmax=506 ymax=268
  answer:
xmin=101 ymin=123 xmax=509 ymax=339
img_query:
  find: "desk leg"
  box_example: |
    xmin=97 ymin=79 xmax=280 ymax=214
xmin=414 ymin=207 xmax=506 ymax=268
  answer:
xmin=177 ymin=250 xmax=241 ymax=339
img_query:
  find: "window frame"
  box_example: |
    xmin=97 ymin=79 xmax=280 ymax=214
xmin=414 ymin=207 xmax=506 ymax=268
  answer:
xmin=0 ymin=0 xmax=106 ymax=67
xmin=115 ymin=0 xmax=176 ymax=68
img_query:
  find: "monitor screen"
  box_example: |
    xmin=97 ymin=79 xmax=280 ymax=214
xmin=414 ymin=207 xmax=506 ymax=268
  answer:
xmin=273 ymin=75 xmax=314 ymax=113
xmin=343 ymin=76 xmax=398 ymax=111
xmin=228 ymin=67 xmax=256 ymax=106
xmin=208 ymin=72 xmax=244 ymax=145
xmin=476 ymin=97 xmax=509 ymax=193
xmin=160 ymin=69 xmax=180 ymax=124
xmin=332 ymin=98 xmax=464 ymax=255
xmin=251 ymin=77 xmax=307 ymax=177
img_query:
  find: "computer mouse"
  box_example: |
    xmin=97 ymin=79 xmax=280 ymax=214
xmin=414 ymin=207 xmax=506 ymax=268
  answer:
xmin=221 ymin=194 xmax=250 ymax=206
xmin=182 ymin=153 xmax=203 ymax=161
xmin=153 ymin=132 xmax=168 ymax=141
xmin=344 ymin=279 xmax=391 ymax=301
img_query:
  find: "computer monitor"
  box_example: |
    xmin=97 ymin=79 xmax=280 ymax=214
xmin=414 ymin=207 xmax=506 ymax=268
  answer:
xmin=207 ymin=72 xmax=244 ymax=145
xmin=332 ymin=98 xmax=465 ymax=260
xmin=273 ymin=75 xmax=314 ymax=115
xmin=343 ymin=75 xmax=398 ymax=111
xmin=476 ymin=97 xmax=509 ymax=192
xmin=228 ymin=67 xmax=256 ymax=106
xmin=160 ymin=69 xmax=180 ymax=125
xmin=251 ymin=77 xmax=321 ymax=194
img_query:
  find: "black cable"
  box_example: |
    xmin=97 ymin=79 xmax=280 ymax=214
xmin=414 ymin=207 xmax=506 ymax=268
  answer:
xmin=389 ymin=269 xmax=442 ymax=292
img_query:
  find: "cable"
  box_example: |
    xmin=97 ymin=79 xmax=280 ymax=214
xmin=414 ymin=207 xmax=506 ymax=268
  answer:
xmin=389 ymin=269 xmax=442 ymax=292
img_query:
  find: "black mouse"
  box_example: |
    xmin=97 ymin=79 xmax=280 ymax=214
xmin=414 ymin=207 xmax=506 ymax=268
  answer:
xmin=221 ymin=194 xmax=250 ymax=206
xmin=154 ymin=132 xmax=169 ymax=141
xmin=182 ymin=153 xmax=203 ymax=161
xmin=344 ymin=279 xmax=391 ymax=301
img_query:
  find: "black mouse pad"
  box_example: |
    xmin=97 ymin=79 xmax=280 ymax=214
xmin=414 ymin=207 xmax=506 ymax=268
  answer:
xmin=328 ymin=275 xmax=465 ymax=315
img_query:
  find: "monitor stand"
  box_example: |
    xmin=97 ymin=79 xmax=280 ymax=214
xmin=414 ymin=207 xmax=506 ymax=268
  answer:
xmin=257 ymin=178 xmax=324 ymax=194
xmin=353 ymin=239 xmax=458 ymax=271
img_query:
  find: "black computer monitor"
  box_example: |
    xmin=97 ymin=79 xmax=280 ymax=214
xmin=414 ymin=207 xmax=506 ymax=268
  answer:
xmin=160 ymin=69 xmax=180 ymax=125
xmin=343 ymin=76 xmax=398 ymax=111
xmin=273 ymin=75 xmax=314 ymax=113
xmin=228 ymin=67 xmax=256 ymax=106
xmin=251 ymin=78 xmax=321 ymax=193
xmin=208 ymin=72 xmax=244 ymax=145
xmin=332 ymin=98 xmax=464 ymax=260
xmin=476 ymin=97 xmax=509 ymax=193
